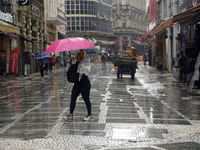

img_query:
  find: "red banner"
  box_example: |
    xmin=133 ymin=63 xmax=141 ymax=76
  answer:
xmin=9 ymin=47 xmax=20 ymax=75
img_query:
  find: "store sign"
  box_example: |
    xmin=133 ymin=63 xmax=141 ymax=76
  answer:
xmin=0 ymin=10 xmax=13 ymax=23
xmin=9 ymin=47 xmax=20 ymax=75
xmin=32 ymin=5 xmax=40 ymax=15
xmin=193 ymin=0 xmax=200 ymax=6
xmin=149 ymin=17 xmax=157 ymax=31
xmin=19 ymin=0 xmax=30 ymax=6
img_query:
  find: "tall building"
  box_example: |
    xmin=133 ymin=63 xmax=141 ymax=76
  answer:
xmin=113 ymin=0 xmax=147 ymax=53
xmin=65 ymin=0 xmax=115 ymax=53
xmin=44 ymin=0 xmax=67 ymax=47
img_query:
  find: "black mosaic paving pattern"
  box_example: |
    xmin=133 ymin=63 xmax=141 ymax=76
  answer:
xmin=156 ymin=142 xmax=200 ymax=150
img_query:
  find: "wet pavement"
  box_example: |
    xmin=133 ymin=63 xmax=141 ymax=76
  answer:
xmin=0 ymin=62 xmax=200 ymax=150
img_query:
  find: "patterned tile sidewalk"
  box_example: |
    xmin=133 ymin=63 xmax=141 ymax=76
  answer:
xmin=0 ymin=63 xmax=200 ymax=149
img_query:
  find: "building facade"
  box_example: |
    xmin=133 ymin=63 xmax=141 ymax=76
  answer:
xmin=141 ymin=0 xmax=200 ymax=84
xmin=16 ymin=0 xmax=45 ymax=74
xmin=112 ymin=0 xmax=147 ymax=54
xmin=44 ymin=0 xmax=67 ymax=46
xmin=0 ymin=0 xmax=20 ymax=75
xmin=0 ymin=0 xmax=67 ymax=76
xmin=64 ymin=0 xmax=115 ymax=54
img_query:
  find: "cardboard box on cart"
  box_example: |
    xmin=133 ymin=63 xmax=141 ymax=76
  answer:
xmin=121 ymin=47 xmax=137 ymax=59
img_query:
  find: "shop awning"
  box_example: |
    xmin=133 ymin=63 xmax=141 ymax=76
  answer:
xmin=0 ymin=30 xmax=20 ymax=40
xmin=151 ymin=18 xmax=173 ymax=37
xmin=132 ymin=40 xmax=148 ymax=45
xmin=173 ymin=3 xmax=200 ymax=23
xmin=138 ymin=32 xmax=149 ymax=41
xmin=99 ymin=40 xmax=114 ymax=45
xmin=139 ymin=28 xmax=155 ymax=42
xmin=87 ymin=37 xmax=98 ymax=43
xmin=0 ymin=20 xmax=20 ymax=35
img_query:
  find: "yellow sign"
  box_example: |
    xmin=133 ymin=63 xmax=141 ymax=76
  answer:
xmin=0 ymin=25 xmax=20 ymax=34
xmin=12 ymin=53 xmax=18 ymax=58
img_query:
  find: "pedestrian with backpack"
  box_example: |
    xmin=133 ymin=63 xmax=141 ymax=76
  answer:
xmin=64 ymin=49 xmax=92 ymax=121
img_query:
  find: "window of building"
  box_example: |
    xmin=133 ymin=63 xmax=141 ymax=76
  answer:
xmin=122 ymin=0 xmax=127 ymax=5
xmin=65 ymin=0 xmax=112 ymax=33
xmin=18 ymin=10 xmax=22 ymax=23
xmin=32 ymin=31 xmax=37 ymax=38
xmin=67 ymin=5 xmax=70 ymax=9
xmin=31 ymin=20 xmax=36 ymax=27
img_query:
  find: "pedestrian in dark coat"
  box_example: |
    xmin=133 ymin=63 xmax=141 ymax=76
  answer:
xmin=39 ymin=59 xmax=45 ymax=80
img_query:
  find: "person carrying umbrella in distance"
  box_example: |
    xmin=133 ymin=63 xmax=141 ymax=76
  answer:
xmin=63 ymin=49 xmax=92 ymax=121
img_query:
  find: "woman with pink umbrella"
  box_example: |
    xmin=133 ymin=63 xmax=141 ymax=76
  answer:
xmin=63 ymin=49 xmax=92 ymax=121
xmin=44 ymin=37 xmax=95 ymax=121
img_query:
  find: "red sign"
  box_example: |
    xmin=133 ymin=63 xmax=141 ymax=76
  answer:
xmin=148 ymin=0 xmax=158 ymax=31
xmin=9 ymin=47 xmax=20 ymax=75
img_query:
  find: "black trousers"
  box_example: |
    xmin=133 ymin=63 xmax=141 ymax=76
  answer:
xmin=70 ymin=76 xmax=91 ymax=115
xmin=45 ymin=63 xmax=48 ymax=72
xmin=49 ymin=63 xmax=54 ymax=71
xmin=40 ymin=68 xmax=44 ymax=78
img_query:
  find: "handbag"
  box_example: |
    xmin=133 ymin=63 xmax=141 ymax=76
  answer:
xmin=67 ymin=64 xmax=79 ymax=83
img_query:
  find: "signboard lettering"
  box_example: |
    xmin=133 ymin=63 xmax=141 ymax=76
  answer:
xmin=0 ymin=10 xmax=13 ymax=23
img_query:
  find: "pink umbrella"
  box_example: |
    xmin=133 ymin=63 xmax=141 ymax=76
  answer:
xmin=44 ymin=37 xmax=96 ymax=53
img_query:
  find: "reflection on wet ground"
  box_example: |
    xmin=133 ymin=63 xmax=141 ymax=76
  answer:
xmin=0 ymin=63 xmax=200 ymax=149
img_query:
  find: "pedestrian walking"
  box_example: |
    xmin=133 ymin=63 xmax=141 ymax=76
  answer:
xmin=101 ymin=55 xmax=106 ymax=70
xmin=55 ymin=56 xmax=59 ymax=69
xmin=64 ymin=49 xmax=92 ymax=121
xmin=49 ymin=54 xmax=54 ymax=72
xmin=24 ymin=55 xmax=31 ymax=76
xmin=143 ymin=53 xmax=148 ymax=65
xmin=172 ymin=53 xmax=180 ymax=80
xmin=0 ymin=54 xmax=6 ymax=75
xmin=63 ymin=57 xmax=67 ymax=67
xmin=39 ymin=59 xmax=45 ymax=80
xmin=44 ymin=57 xmax=49 ymax=75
